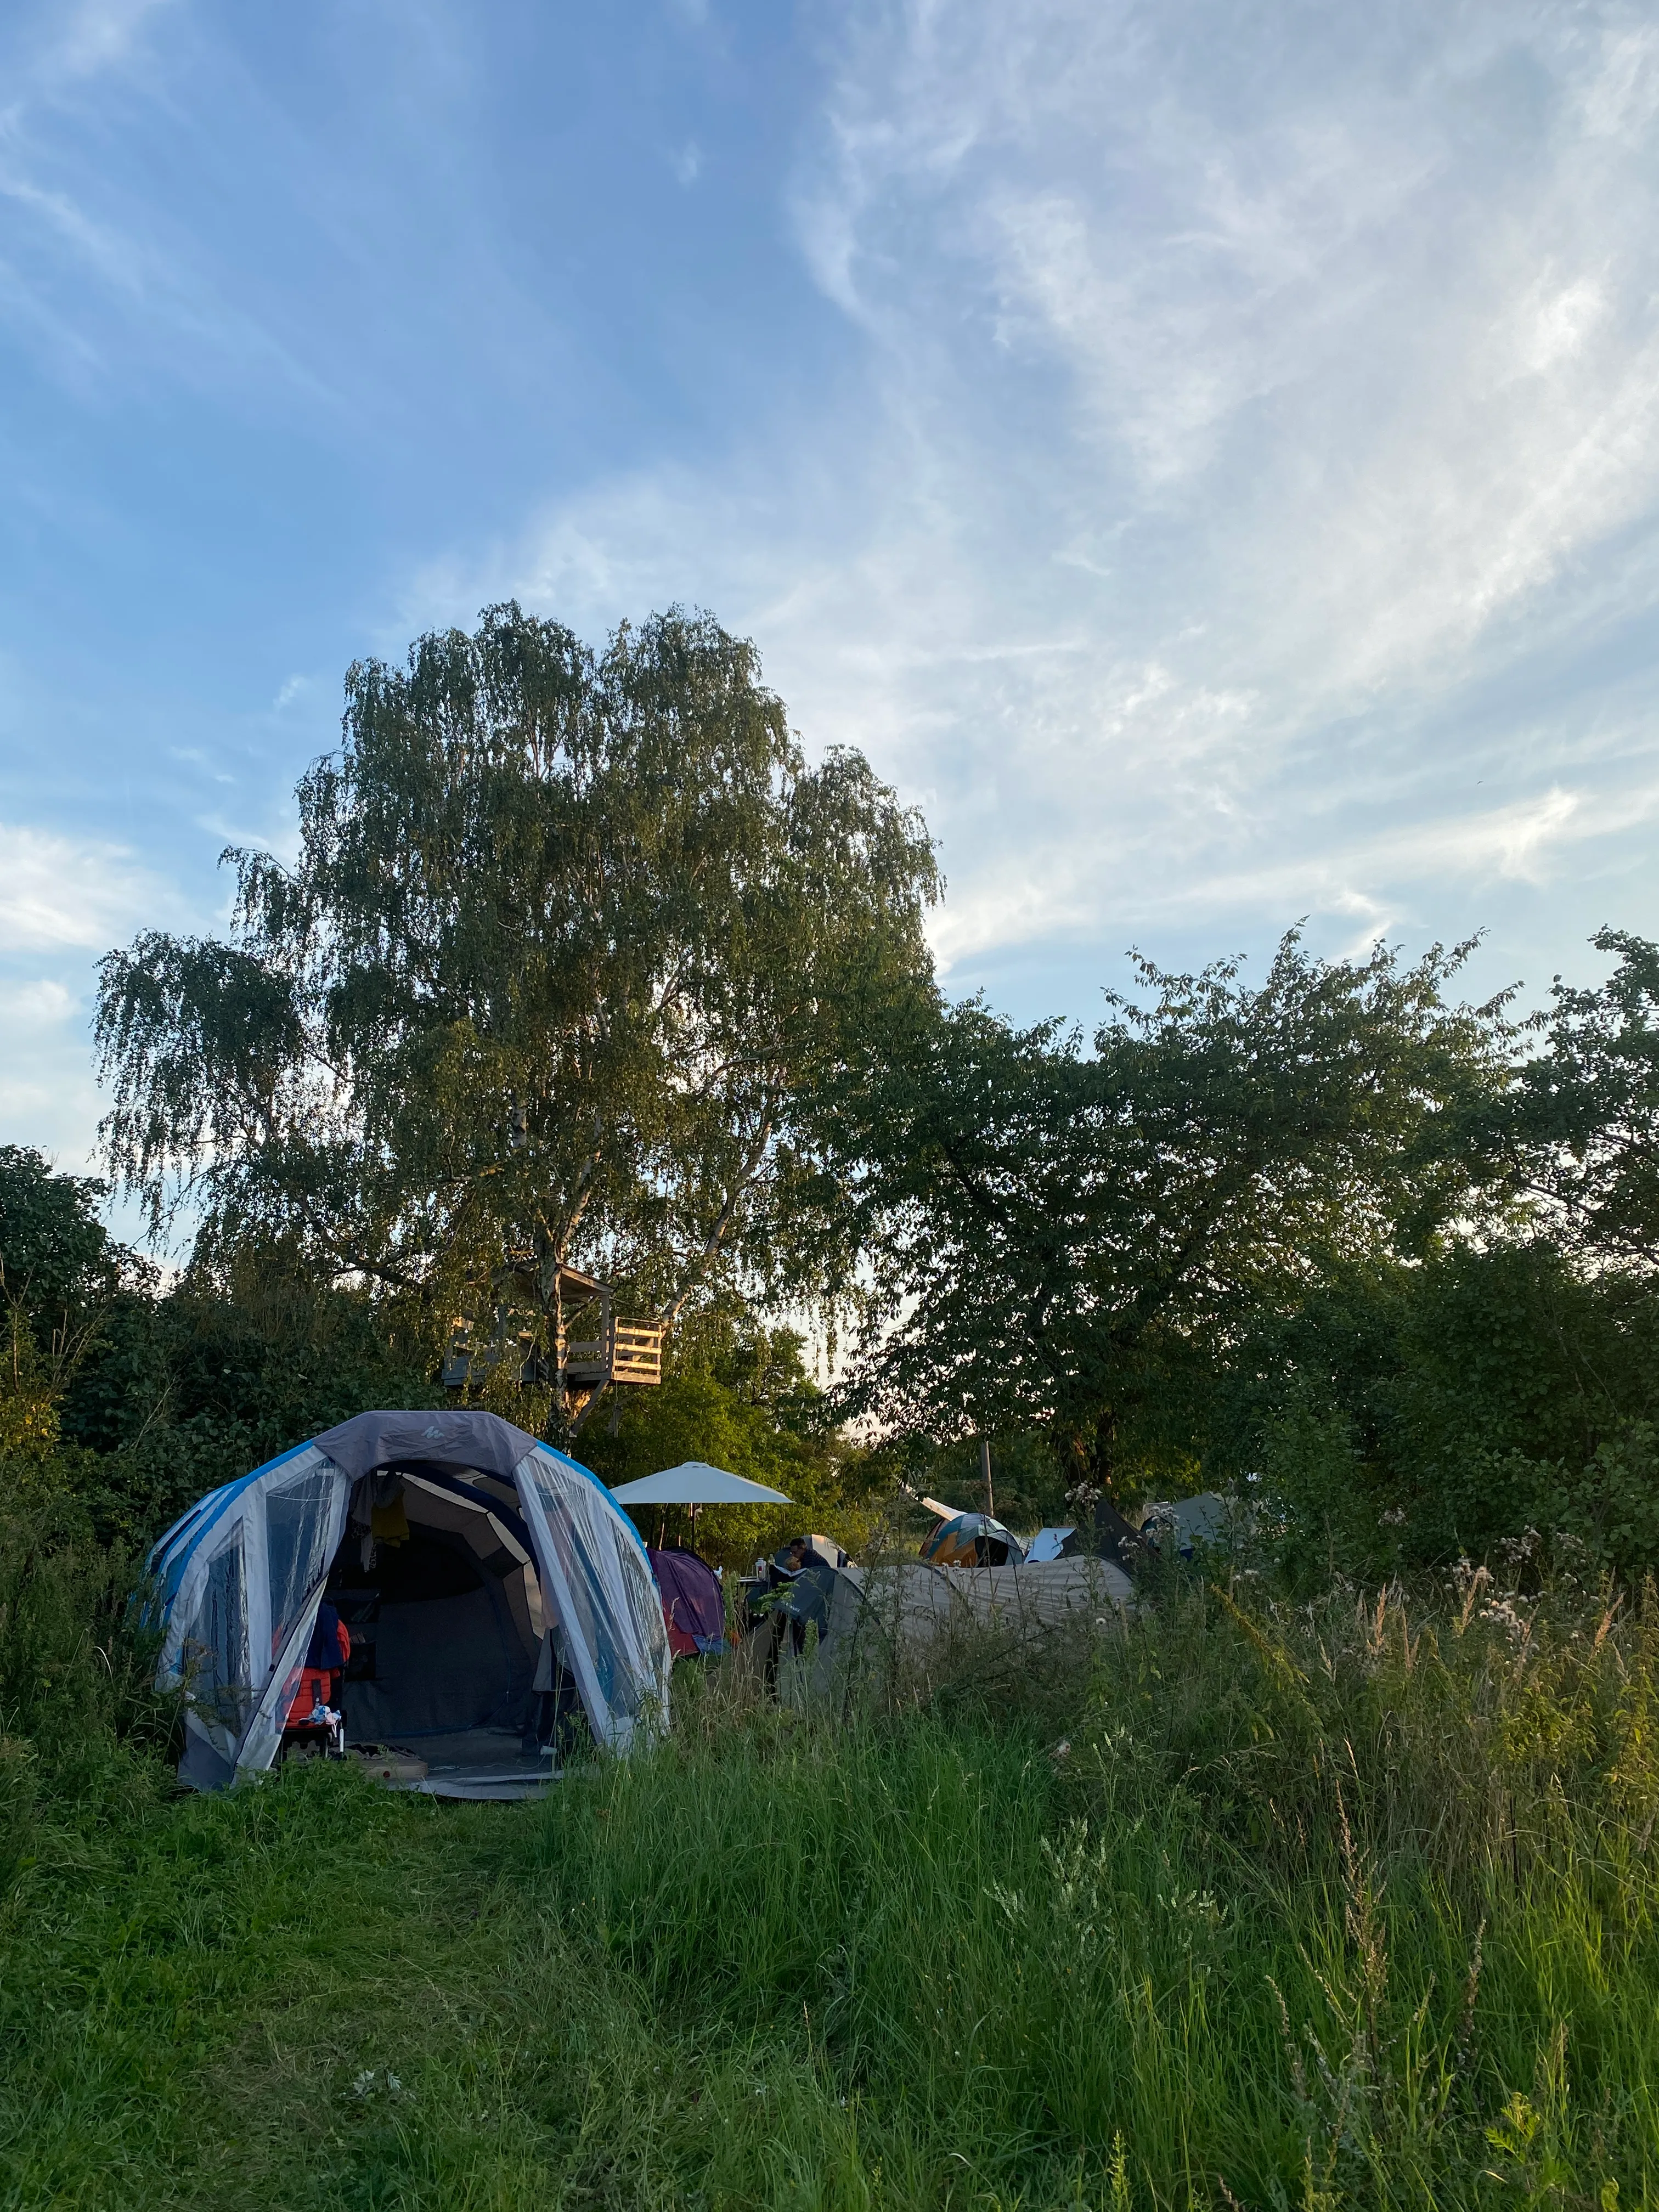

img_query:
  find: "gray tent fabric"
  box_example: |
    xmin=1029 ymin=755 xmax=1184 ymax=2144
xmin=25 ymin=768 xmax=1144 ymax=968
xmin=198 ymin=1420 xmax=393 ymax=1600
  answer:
xmin=312 ymin=1409 xmax=543 ymax=1482
xmin=148 ymin=1412 xmax=670 ymax=1785
xmin=780 ymin=1556 xmax=1136 ymax=1708
xmin=1138 ymin=1492 xmax=1241 ymax=1554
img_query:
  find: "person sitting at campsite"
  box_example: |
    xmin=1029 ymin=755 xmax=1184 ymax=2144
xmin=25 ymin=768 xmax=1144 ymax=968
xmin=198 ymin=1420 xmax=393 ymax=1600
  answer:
xmin=768 ymin=1537 xmax=827 ymax=1659
xmin=283 ymin=1599 xmax=351 ymax=1749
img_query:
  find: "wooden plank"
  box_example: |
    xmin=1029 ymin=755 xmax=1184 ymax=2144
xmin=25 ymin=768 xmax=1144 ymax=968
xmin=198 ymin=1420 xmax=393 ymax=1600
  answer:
xmin=611 ymin=1319 xmax=663 ymax=1384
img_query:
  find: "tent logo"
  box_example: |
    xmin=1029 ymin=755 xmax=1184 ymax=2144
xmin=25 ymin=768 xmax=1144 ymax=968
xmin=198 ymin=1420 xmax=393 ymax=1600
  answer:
xmin=421 ymin=1424 xmax=445 ymax=1440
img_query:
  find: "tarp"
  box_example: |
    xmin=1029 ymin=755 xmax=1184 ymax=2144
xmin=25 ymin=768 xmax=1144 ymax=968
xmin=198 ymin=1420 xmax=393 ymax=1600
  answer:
xmin=880 ymin=1557 xmax=1134 ymax=1634
xmin=781 ymin=1556 xmax=1131 ymax=1703
xmin=146 ymin=1410 xmax=670 ymax=1787
xmin=612 ymin=1462 xmax=792 ymax=1505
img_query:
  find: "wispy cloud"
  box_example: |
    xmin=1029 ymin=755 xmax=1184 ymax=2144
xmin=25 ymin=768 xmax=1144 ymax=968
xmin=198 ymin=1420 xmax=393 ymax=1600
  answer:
xmin=397 ymin=0 xmax=1659 ymax=1005
xmin=0 ymin=822 xmax=176 ymax=951
xmin=0 ymin=0 xmax=338 ymax=407
xmin=28 ymin=0 xmax=177 ymax=88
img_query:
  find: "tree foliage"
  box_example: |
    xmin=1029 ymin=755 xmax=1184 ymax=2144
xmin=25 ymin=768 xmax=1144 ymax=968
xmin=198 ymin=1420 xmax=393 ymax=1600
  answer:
xmin=1492 ymin=928 xmax=1659 ymax=1269
xmin=826 ymin=933 xmax=1506 ymax=1494
xmin=1218 ymin=1240 xmax=1659 ymax=1578
xmin=95 ymin=604 xmax=938 ymax=1422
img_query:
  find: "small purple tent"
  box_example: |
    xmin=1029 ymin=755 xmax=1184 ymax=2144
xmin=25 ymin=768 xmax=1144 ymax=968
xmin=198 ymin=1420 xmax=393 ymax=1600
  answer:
xmin=647 ymin=1547 xmax=727 ymax=1656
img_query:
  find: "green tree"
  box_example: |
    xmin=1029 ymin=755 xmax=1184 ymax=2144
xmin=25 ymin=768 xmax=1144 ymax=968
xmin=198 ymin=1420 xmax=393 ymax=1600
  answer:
xmin=1218 ymin=1241 xmax=1659 ymax=1575
xmin=94 ymin=604 xmax=937 ymax=1434
xmin=826 ymin=933 xmax=1504 ymax=1505
xmin=0 ymin=1147 xmax=144 ymax=1475
xmin=0 ymin=1146 xmax=126 ymax=1346
xmin=580 ymin=1319 xmax=883 ymax=1567
xmin=1493 ymin=928 xmax=1659 ymax=1269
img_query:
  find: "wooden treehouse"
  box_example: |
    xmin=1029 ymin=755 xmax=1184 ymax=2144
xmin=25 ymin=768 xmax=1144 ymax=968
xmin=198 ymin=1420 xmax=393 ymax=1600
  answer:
xmin=442 ymin=1260 xmax=663 ymax=1428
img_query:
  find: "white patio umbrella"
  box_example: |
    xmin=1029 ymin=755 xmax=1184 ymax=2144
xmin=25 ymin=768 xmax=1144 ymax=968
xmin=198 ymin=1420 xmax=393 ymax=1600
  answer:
xmin=610 ymin=1462 xmax=793 ymax=1506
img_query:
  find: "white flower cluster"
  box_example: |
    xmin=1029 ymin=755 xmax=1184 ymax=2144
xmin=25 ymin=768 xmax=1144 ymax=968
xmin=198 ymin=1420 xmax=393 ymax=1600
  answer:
xmin=1478 ymin=1596 xmax=1534 ymax=1646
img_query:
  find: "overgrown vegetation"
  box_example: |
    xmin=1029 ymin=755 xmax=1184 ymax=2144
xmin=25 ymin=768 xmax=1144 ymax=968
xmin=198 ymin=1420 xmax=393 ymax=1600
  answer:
xmin=7 ymin=606 xmax=1659 ymax=2203
xmin=4 ymin=1559 xmax=1659 ymax=2207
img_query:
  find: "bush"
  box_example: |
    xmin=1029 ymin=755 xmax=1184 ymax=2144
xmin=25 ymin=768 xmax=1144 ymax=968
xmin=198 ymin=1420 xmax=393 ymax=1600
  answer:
xmin=0 ymin=1480 xmax=173 ymax=1887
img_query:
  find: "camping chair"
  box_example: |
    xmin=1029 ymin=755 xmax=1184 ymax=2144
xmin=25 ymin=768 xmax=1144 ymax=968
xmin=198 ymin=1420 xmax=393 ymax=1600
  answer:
xmin=280 ymin=1664 xmax=346 ymax=1758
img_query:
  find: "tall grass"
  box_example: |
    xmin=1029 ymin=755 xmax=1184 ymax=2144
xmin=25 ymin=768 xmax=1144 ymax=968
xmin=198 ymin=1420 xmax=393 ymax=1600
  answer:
xmin=3 ymin=1534 xmax=1658 ymax=2207
xmin=538 ymin=1565 xmax=1659 ymax=2206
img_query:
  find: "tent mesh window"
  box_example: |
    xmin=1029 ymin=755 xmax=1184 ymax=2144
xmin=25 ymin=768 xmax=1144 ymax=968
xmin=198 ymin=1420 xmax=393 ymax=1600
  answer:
xmin=266 ymin=1467 xmax=338 ymax=1667
xmin=184 ymin=1530 xmax=252 ymax=1732
xmin=522 ymin=1458 xmax=659 ymax=1725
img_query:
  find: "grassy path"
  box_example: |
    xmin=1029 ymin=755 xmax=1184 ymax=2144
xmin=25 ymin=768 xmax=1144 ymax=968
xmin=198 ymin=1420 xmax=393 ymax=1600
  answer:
xmin=1 ymin=1751 xmax=917 ymax=2211
xmin=8 ymin=1593 xmax=1659 ymax=2208
xmin=4 ymin=1770 xmax=566 ymax=2208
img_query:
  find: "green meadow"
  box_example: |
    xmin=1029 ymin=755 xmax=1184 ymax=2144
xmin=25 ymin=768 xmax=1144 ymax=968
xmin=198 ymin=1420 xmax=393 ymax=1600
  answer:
xmin=5 ymin=1546 xmax=1657 ymax=2211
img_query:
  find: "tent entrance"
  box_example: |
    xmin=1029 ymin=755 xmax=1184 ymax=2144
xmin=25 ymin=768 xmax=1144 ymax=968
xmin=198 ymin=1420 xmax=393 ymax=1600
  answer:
xmin=312 ymin=1471 xmax=561 ymax=1796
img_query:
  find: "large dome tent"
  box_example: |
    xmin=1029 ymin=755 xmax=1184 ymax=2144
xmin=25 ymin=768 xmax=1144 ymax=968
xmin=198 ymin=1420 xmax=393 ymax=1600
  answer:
xmin=148 ymin=1409 xmax=670 ymax=1795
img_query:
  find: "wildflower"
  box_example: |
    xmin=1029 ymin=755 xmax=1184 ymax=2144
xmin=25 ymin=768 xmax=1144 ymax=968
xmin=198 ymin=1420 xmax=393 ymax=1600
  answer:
xmin=1497 ymin=1526 xmax=1542 ymax=1565
xmin=1479 ymin=1595 xmax=1533 ymax=1647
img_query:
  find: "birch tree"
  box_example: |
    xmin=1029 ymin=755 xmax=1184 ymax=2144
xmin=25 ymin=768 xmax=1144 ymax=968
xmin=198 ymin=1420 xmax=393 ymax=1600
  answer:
xmin=95 ymin=603 xmax=937 ymax=1427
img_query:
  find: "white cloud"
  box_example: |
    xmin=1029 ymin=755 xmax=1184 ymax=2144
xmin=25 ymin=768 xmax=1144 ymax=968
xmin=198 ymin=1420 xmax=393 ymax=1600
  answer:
xmin=0 ymin=825 xmax=192 ymax=1168
xmin=34 ymin=0 xmax=177 ymax=87
xmin=0 ymin=976 xmax=76 ymax=1030
xmin=0 ymin=822 xmax=175 ymax=951
xmin=398 ymin=0 xmax=1659 ymax=1011
xmin=0 ymin=969 xmax=103 ymax=1168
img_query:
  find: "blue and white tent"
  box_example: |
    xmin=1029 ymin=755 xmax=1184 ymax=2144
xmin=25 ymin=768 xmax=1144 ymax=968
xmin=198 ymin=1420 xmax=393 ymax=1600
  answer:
xmin=147 ymin=1409 xmax=670 ymax=1791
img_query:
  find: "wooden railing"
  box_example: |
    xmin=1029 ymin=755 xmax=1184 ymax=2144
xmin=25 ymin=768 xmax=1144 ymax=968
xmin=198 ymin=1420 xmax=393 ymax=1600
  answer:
xmin=610 ymin=1321 xmax=663 ymax=1385
xmin=445 ymin=1308 xmax=666 ymax=1394
xmin=563 ymin=1319 xmax=663 ymax=1388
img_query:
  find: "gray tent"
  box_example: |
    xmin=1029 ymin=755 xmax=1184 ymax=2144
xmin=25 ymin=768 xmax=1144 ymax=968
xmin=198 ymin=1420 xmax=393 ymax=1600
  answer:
xmin=147 ymin=1410 xmax=670 ymax=1796
xmin=1138 ymin=1492 xmax=1238 ymax=1555
xmin=771 ymin=1555 xmax=1135 ymax=1709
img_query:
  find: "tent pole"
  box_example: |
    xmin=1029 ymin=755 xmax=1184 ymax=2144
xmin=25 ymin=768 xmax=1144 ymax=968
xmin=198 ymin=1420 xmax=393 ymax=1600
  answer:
xmin=980 ymin=1435 xmax=994 ymax=1518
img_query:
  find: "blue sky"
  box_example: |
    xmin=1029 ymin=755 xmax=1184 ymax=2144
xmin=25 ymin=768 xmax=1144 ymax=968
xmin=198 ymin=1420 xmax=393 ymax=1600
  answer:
xmin=4 ymin=0 xmax=1659 ymax=1180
